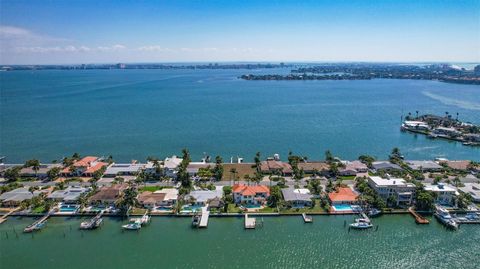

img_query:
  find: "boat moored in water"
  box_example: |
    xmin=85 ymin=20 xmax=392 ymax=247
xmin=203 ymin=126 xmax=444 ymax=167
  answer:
xmin=349 ymin=221 xmax=373 ymax=229
xmin=434 ymin=206 xmax=458 ymax=230
xmin=367 ymin=208 xmax=382 ymax=217
xmin=122 ymin=220 xmax=142 ymax=230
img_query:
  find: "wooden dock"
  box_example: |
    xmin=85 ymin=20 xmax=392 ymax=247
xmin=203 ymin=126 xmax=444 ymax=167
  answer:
xmin=244 ymin=214 xmax=256 ymax=229
xmin=198 ymin=207 xmax=210 ymax=228
xmin=409 ymin=207 xmax=429 ymax=224
xmin=0 ymin=207 xmax=20 ymax=224
xmin=24 ymin=213 xmax=51 ymax=233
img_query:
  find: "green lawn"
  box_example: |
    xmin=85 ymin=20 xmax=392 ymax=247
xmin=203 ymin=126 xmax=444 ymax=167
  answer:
xmin=338 ymin=175 xmax=356 ymax=180
xmin=138 ymin=186 xmax=164 ymax=193
xmin=279 ymin=199 xmax=327 ymax=214
xmin=130 ymin=207 xmax=147 ymax=215
xmin=31 ymin=205 xmax=46 ymax=214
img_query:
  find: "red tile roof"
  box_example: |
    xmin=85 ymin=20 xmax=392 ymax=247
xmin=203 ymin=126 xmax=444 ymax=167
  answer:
xmin=74 ymin=156 xmax=99 ymax=167
xmin=328 ymin=187 xmax=358 ymax=202
xmin=85 ymin=162 xmax=107 ymax=174
xmin=233 ymin=184 xmax=270 ymax=196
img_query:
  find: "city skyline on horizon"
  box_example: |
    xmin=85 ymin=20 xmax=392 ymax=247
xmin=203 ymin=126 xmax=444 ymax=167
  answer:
xmin=1 ymin=0 xmax=479 ymax=65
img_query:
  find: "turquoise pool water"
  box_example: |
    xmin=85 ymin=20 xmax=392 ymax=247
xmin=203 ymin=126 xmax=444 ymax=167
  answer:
xmin=181 ymin=205 xmax=203 ymax=212
xmin=332 ymin=204 xmax=353 ymax=211
xmin=59 ymin=206 xmax=78 ymax=212
xmin=245 ymin=204 xmax=262 ymax=209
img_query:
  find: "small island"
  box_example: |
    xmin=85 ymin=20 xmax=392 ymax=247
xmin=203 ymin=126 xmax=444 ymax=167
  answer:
xmin=240 ymin=63 xmax=480 ymax=85
xmin=401 ymin=113 xmax=480 ymax=146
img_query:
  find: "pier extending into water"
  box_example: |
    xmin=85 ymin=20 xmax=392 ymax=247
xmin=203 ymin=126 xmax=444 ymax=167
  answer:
xmin=198 ymin=207 xmax=210 ymax=228
xmin=409 ymin=207 xmax=429 ymax=224
xmin=0 ymin=207 xmax=21 ymax=224
xmin=244 ymin=214 xmax=256 ymax=229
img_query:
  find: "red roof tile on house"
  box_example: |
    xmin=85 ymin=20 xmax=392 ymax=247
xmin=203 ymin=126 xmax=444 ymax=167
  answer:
xmin=233 ymin=184 xmax=270 ymax=196
xmin=85 ymin=162 xmax=107 ymax=174
xmin=328 ymin=187 xmax=358 ymax=202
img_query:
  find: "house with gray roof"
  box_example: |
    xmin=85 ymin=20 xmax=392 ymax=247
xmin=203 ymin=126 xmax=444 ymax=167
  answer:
xmin=185 ymin=187 xmax=223 ymax=206
xmin=104 ymin=163 xmax=145 ymax=177
xmin=406 ymin=160 xmax=443 ymax=172
xmin=47 ymin=186 xmax=90 ymax=203
xmin=281 ymin=188 xmax=314 ymax=207
xmin=458 ymin=183 xmax=480 ymax=203
xmin=0 ymin=187 xmax=49 ymax=207
xmin=371 ymin=161 xmax=403 ymax=172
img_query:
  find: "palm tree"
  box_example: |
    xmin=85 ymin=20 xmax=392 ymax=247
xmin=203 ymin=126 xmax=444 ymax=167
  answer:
xmin=415 ymin=110 xmax=419 ymax=118
xmin=254 ymin=152 xmax=261 ymax=172
xmin=244 ymin=174 xmax=251 ymax=186
xmin=229 ymin=168 xmax=237 ymax=185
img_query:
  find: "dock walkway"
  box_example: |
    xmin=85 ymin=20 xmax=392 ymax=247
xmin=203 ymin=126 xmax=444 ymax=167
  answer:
xmin=244 ymin=214 xmax=256 ymax=229
xmin=0 ymin=207 xmax=21 ymax=224
xmin=199 ymin=207 xmax=209 ymax=228
xmin=409 ymin=207 xmax=429 ymax=224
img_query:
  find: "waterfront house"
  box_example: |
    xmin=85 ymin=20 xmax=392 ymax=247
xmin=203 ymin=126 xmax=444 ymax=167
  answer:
xmin=371 ymin=161 xmax=403 ymax=172
xmin=423 ymin=183 xmax=458 ymax=206
xmin=458 ymin=183 xmax=480 ymax=203
xmin=104 ymin=163 xmax=144 ymax=177
xmin=297 ymin=162 xmax=330 ymax=176
xmin=339 ymin=161 xmax=368 ymax=176
xmin=163 ymin=156 xmax=183 ymax=178
xmin=185 ymin=188 xmax=223 ymax=206
xmin=47 ymin=186 xmax=90 ymax=204
xmin=402 ymin=120 xmax=430 ymax=131
xmin=260 ymin=160 xmax=292 ymax=176
xmin=433 ymin=126 xmax=461 ymax=137
xmin=20 ymin=163 xmax=63 ymax=179
xmin=406 ymin=160 xmax=443 ymax=172
xmin=232 ymin=184 xmax=270 ymax=205
xmin=281 ymin=188 xmax=313 ymax=207
xmin=61 ymin=156 xmax=108 ymax=177
xmin=152 ymin=188 xmax=178 ymax=207
xmin=137 ymin=191 xmax=167 ymax=209
xmin=88 ymin=184 xmax=127 ymax=206
xmin=186 ymin=162 xmax=212 ymax=177
xmin=463 ymin=133 xmax=480 ymax=142
xmin=0 ymin=187 xmax=49 ymax=207
xmin=368 ymin=176 xmax=416 ymax=206
xmin=328 ymin=187 xmax=359 ymax=205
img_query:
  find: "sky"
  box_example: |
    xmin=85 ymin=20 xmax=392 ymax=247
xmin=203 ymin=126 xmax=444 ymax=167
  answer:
xmin=0 ymin=0 xmax=479 ymax=64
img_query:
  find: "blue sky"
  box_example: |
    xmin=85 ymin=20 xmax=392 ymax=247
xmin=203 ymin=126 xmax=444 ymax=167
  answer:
xmin=1 ymin=0 xmax=479 ymax=64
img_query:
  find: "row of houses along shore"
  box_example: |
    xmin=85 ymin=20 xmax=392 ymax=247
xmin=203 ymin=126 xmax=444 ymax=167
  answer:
xmin=1 ymin=152 xmax=479 ymax=218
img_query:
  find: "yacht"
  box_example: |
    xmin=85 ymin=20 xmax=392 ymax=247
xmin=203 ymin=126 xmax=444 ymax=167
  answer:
xmin=350 ymin=221 xmax=373 ymax=229
xmin=122 ymin=220 xmax=142 ymax=230
xmin=367 ymin=208 xmax=382 ymax=217
xmin=434 ymin=206 xmax=458 ymax=229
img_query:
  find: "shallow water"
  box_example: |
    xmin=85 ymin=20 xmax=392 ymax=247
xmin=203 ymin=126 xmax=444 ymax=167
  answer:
xmin=0 ymin=215 xmax=478 ymax=269
xmin=1 ymin=69 xmax=479 ymax=162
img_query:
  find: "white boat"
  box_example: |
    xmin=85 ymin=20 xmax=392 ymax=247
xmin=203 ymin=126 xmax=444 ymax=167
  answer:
xmin=302 ymin=213 xmax=313 ymax=223
xmin=350 ymin=221 xmax=373 ymax=229
xmin=80 ymin=216 xmax=103 ymax=229
xmin=434 ymin=206 xmax=458 ymax=229
xmin=466 ymin=212 xmax=480 ymax=221
xmin=129 ymin=212 xmax=150 ymax=226
xmin=192 ymin=215 xmax=200 ymax=228
xmin=122 ymin=220 xmax=142 ymax=230
xmin=367 ymin=208 xmax=382 ymax=217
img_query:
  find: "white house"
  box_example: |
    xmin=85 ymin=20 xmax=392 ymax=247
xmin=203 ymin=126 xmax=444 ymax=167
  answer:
xmin=163 ymin=156 xmax=183 ymax=178
xmin=423 ymin=183 xmax=458 ymax=206
xmin=368 ymin=176 xmax=416 ymax=206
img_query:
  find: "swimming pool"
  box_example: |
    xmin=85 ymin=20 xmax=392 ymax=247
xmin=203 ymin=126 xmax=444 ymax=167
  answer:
xmin=181 ymin=205 xmax=203 ymax=213
xmin=59 ymin=205 xmax=79 ymax=212
xmin=332 ymin=204 xmax=353 ymax=211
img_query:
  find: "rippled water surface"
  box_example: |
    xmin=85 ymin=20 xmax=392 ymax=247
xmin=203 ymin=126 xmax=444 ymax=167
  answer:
xmin=0 ymin=216 xmax=479 ymax=269
xmin=1 ymin=69 xmax=479 ymax=162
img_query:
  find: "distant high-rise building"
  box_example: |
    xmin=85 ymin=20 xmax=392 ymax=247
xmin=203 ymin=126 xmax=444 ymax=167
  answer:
xmin=116 ymin=63 xmax=126 ymax=69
